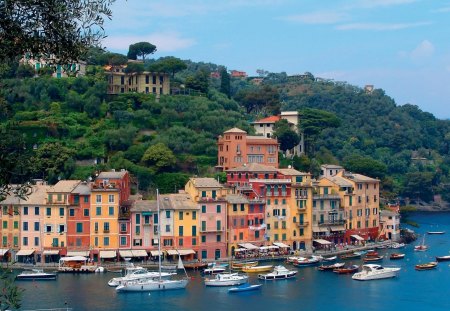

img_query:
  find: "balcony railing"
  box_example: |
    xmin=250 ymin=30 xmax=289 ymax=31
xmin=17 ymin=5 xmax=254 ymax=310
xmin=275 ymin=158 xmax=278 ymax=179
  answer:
xmin=317 ymin=220 xmax=346 ymax=226
xmin=200 ymin=227 xmax=224 ymax=233
xmin=296 ymin=221 xmax=309 ymax=227
xmin=313 ymin=194 xmax=341 ymax=200
xmin=103 ymin=230 xmax=110 ymax=233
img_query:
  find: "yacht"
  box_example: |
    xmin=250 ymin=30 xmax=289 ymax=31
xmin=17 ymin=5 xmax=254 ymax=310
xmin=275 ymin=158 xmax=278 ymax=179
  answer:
xmin=108 ymin=267 xmax=175 ymax=287
xmin=352 ymin=264 xmax=401 ymax=281
xmin=16 ymin=269 xmax=57 ymax=280
xmin=258 ymin=265 xmax=297 ymax=280
xmin=204 ymin=273 xmax=248 ymax=287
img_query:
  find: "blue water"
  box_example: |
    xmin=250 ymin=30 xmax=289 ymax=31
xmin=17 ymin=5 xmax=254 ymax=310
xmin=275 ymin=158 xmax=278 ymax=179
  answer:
xmin=18 ymin=212 xmax=450 ymax=311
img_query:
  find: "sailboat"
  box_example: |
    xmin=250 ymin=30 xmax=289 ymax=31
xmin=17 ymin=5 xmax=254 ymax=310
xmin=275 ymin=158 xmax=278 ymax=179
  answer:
xmin=116 ymin=190 xmax=189 ymax=292
xmin=414 ymin=234 xmax=428 ymax=252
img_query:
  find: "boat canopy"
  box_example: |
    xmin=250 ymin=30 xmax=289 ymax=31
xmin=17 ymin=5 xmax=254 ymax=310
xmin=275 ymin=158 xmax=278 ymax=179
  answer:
xmin=313 ymin=239 xmax=333 ymax=245
xmin=238 ymin=243 xmax=259 ymax=250
xmin=99 ymin=250 xmax=117 ymax=259
xmin=351 ymin=234 xmax=365 ymax=241
xmin=0 ymin=248 xmax=9 ymax=256
xmin=67 ymin=251 xmax=90 ymax=257
xmin=273 ymin=242 xmax=290 ymax=248
xmin=16 ymin=249 xmax=35 ymax=256
xmin=43 ymin=250 xmax=60 ymax=255
xmin=60 ymin=256 xmax=87 ymax=261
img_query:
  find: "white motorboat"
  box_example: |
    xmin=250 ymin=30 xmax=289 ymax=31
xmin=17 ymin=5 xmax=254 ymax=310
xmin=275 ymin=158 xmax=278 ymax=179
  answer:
xmin=204 ymin=273 xmax=248 ymax=287
xmin=16 ymin=269 xmax=57 ymax=280
xmin=352 ymin=264 xmax=401 ymax=281
xmin=203 ymin=266 xmax=227 ymax=275
xmin=258 ymin=265 xmax=297 ymax=280
xmin=389 ymin=242 xmax=405 ymax=249
xmin=108 ymin=267 xmax=175 ymax=287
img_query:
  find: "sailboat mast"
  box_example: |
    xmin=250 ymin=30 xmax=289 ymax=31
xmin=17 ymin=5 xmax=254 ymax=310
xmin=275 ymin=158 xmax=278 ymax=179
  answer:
xmin=157 ymin=189 xmax=162 ymax=281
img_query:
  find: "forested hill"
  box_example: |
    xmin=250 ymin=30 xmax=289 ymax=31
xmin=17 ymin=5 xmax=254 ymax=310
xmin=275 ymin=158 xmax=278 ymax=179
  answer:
xmin=1 ymin=58 xmax=449 ymax=203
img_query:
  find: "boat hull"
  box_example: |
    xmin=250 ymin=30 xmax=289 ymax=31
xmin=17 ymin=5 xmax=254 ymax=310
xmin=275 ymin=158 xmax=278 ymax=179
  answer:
xmin=228 ymin=284 xmax=262 ymax=292
xmin=16 ymin=274 xmax=57 ymax=280
xmin=436 ymin=256 xmax=450 ymax=262
xmin=241 ymin=265 xmax=273 ymax=273
xmin=205 ymin=274 xmax=248 ymax=287
xmin=352 ymin=270 xmax=399 ymax=280
xmin=258 ymin=272 xmax=297 ymax=280
xmin=116 ymin=279 xmax=188 ymax=292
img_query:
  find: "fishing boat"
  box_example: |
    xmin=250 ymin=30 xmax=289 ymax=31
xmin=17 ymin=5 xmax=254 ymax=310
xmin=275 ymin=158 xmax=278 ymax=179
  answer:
xmin=241 ymin=265 xmax=273 ymax=273
xmin=333 ymin=265 xmax=359 ymax=274
xmin=365 ymin=250 xmax=380 ymax=257
xmin=363 ymin=255 xmax=384 ymax=262
xmin=184 ymin=261 xmax=208 ymax=270
xmin=389 ymin=242 xmax=405 ymax=249
xmin=414 ymin=235 xmax=428 ymax=252
xmin=231 ymin=261 xmax=258 ymax=268
xmin=116 ymin=190 xmax=189 ymax=292
xmin=322 ymin=256 xmax=337 ymax=262
xmin=389 ymin=253 xmax=405 ymax=260
xmin=318 ymin=262 xmax=345 ymax=271
xmin=415 ymin=262 xmax=438 ymax=271
xmin=58 ymin=256 xmax=100 ymax=273
xmin=16 ymin=269 xmax=57 ymax=280
xmin=340 ymin=252 xmax=363 ymax=259
xmin=352 ymin=264 xmax=401 ymax=281
xmin=436 ymin=255 xmax=450 ymax=262
xmin=228 ymin=283 xmax=262 ymax=293
xmin=258 ymin=265 xmax=297 ymax=280
xmin=292 ymin=256 xmax=320 ymax=267
xmin=204 ymin=272 xmax=249 ymax=287
xmin=427 ymin=231 xmax=445 ymax=235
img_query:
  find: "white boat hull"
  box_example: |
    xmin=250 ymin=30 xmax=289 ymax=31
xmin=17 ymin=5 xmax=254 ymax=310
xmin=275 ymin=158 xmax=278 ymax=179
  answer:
xmin=205 ymin=274 xmax=248 ymax=287
xmin=108 ymin=271 xmax=175 ymax=287
xmin=116 ymin=279 xmax=188 ymax=292
xmin=352 ymin=268 xmax=400 ymax=281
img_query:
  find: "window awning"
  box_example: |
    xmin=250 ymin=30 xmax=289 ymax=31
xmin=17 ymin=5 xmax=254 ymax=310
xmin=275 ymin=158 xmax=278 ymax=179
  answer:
xmin=43 ymin=250 xmax=60 ymax=255
xmin=235 ymin=248 xmax=247 ymax=252
xmin=273 ymin=242 xmax=290 ymax=248
xmin=150 ymin=250 xmax=163 ymax=256
xmin=259 ymin=246 xmax=269 ymax=250
xmin=67 ymin=251 xmax=90 ymax=257
xmin=312 ymin=226 xmax=328 ymax=233
xmin=16 ymin=249 xmax=35 ymax=256
xmin=166 ymin=250 xmax=178 ymax=255
xmin=119 ymin=250 xmax=133 ymax=258
xmin=178 ymin=249 xmax=195 ymax=256
xmin=351 ymin=234 xmax=365 ymax=241
xmin=0 ymin=249 xmax=9 ymax=256
xmin=330 ymin=225 xmax=346 ymax=231
xmin=238 ymin=243 xmax=259 ymax=250
xmin=99 ymin=250 xmax=117 ymax=259
xmin=132 ymin=250 xmax=148 ymax=257
xmin=313 ymin=239 xmax=333 ymax=245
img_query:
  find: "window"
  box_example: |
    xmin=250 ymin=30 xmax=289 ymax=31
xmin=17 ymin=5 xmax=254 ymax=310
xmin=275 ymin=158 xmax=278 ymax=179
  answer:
xmin=76 ymin=223 xmax=83 ymax=233
xmin=202 ymin=205 xmax=206 ymax=213
xmin=84 ymin=209 xmax=89 ymax=217
xmin=179 ymin=226 xmax=184 ymax=236
xmin=373 ymin=219 xmax=377 ymax=227
xmin=74 ymin=195 xmax=79 ymax=204
xmin=94 ymin=222 xmax=98 ymax=232
xmin=216 ymin=235 xmax=221 ymax=242
xmin=104 ymin=237 xmax=110 ymax=246
xmin=52 ymin=238 xmax=58 ymax=247
xmin=240 ymin=204 xmax=245 ymax=211
xmin=136 ymin=226 xmax=140 ymax=235
xmin=120 ymin=236 xmax=127 ymax=246
xmin=23 ymin=237 xmax=28 ymax=246
xmin=274 ymin=221 xmax=279 ymax=229
xmin=108 ymin=194 xmax=115 ymax=203
xmin=274 ymin=234 xmax=279 ymax=241
xmin=165 ymin=225 xmax=170 ymax=232
xmin=163 ymin=239 xmax=173 ymax=246
xmin=374 ymin=195 xmax=377 ymax=202
xmin=96 ymin=206 xmax=101 ymax=215
xmin=104 ymin=222 xmax=110 ymax=232
xmin=84 ymin=196 xmax=89 ymax=203
xmin=23 ymin=206 xmax=28 ymax=215
xmin=94 ymin=237 xmax=98 ymax=246
xmin=57 ymin=194 xmax=62 ymax=201
xmin=201 ymin=221 xmax=206 ymax=231
xmin=192 ymin=211 xmax=197 ymax=220
xmin=59 ymin=207 xmax=64 ymax=216
xmin=192 ymin=237 xmax=197 ymax=246
xmin=202 ymin=250 xmax=207 ymax=259
xmin=34 ymin=206 xmax=39 ymax=215
xmin=282 ymin=209 xmax=286 ymax=216
xmin=69 ymin=209 xmax=75 ymax=217
xmin=349 ymin=196 xmax=353 ymax=206
xmin=300 ymin=228 xmax=304 ymax=236
xmin=282 ymin=233 xmax=287 ymax=241
xmin=358 ymin=196 xmax=362 ymax=204
xmin=216 ymin=205 xmax=221 ymax=213
xmin=109 ymin=206 xmax=114 ymax=216
xmin=201 ymin=236 xmax=206 ymax=243
xmin=96 ymin=195 xmax=102 ymax=203
xmin=46 ymin=207 xmax=51 ymax=216
xmin=192 ymin=225 xmax=197 ymax=236
xmin=23 ymin=222 xmax=28 ymax=231
xmin=2 ymin=236 xmax=6 ymax=247
xmin=135 ymin=214 xmax=141 ymax=225
xmin=58 ymin=224 xmax=65 ymax=233
xmin=282 ymin=221 xmax=286 ymax=229
xmin=34 ymin=237 xmax=39 ymax=246
xmin=201 ymin=191 xmax=206 ymax=198
xmin=233 ymin=204 xmax=237 ymax=212
xmin=120 ymin=223 xmax=127 ymax=233
xmin=166 ymin=211 xmax=171 ymax=218
xmin=179 ymin=211 xmax=183 ymax=220
xmin=239 ymin=232 xmax=243 ymax=240
xmin=179 ymin=238 xmax=183 ymax=246
xmin=216 ymin=220 xmax=221 ymax=231
xmin=13 ymin=221 xmax=18 ymax=229
xmin=34 ymin=222 xmax=39 ymax=231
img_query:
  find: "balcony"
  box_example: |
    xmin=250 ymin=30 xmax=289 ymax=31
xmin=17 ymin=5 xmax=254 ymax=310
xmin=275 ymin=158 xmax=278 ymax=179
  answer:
xmin=313 ymin=194 xmax=341 ymax=200
xmin=103 ymin=230 xmax=110 ymax=233
xmin=197 ymin=196 xmax=227 ymax=203
xmin=297 ymin=207 xmax=307 ymax=213
xmin=200 ymin=227 xmax=224 ymax=233
xmin=318 ymin=220 xmax=346 ymax=226
xmin=143 ymin=223 xmax=152 ymax=226
xmin=296 ymin=222 xmax=309 ymax=227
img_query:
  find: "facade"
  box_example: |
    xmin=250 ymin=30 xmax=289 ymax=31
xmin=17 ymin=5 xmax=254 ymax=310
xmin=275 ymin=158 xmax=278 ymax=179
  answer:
xmin=105 ymin=63 xmax=170 ymax=95
xmin=130 ymin=199 xmax=157 ymax=253
xmin=379 ymin=210 xmax=400 ymax=241
xmin=320 ymin=164 xmax=345 ymax=178
xmin=217 ymin=128 xmax=279 ymax=170
xmin=230 ymin=70 xmax=247 ymax=78
xmin=67 ymin=182 xmax=91 ymax=255
xmin=185 ymin=178 xmax=227 ymax=260
xmin=20 ymin=55 xmax=86 ymax=78
xmin=1 ymin=191 xmax=23 ymax=261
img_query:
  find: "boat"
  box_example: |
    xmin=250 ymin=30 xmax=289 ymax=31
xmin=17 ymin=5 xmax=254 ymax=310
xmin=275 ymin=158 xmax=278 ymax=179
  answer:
xmin=363 ymin=255 xmax=384 ymax=262
xmin=340 ymin=252 xmax=363 ymax=259
xmin=108 ymin=267 xmax=175 ymax=287
xmin=258 ymin=265 xmax=297 ymax=280
xmin=286 ymin=256 xmax=306 ymax=263
xmin=436 ymin=255 xmax=450 ymax=262
xmin=228 ymin=283 xmax=262 ymax=293
xmin=389 ymin=242 xmax=405 ymax=249
xmin=389 ymin=253 xmax=405 ymax=260
xmin=414 ymin=235 xmax=428 ymax=252
xmin=116 ymin=190 xmax=189 ymax=292
xmin=184 ymin=261 xmax=208 ymax=270
xmin=365 ymin=250 xmax=380 ymax=257
xmin=292 ymin=256 xmax=320 ymax=267
xmin=318 ymin=262 xmax=345 ymax=271
xmin=58 ymin=256 xmax=100 ymax=273
xmin=231 ymin=261 xmax=258 ymax=269
xmin=427 ymin=231 xmax=445 ymax=235
xmin=415 ymin=262 xmax=438 ymax=271
xmin=333 ymin=265 xmax=359 ymax=274
xmin=204 ymin=272 xmax=249 ymax=287
xmin=203 ymin=266 xmax=227 ymax=275
xmin=322 ymin=256 xmax=337 ymax=262
xmin=352 ymin=264 xmax=401 ymax=281
xmin=241 ymin=265 xmax=273 ymax=273
xmin=16 ymin=269 xmax=57 ymax=280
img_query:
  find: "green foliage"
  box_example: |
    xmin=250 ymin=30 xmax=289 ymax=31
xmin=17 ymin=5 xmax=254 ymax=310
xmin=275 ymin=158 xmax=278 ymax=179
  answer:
xmin=343 ymin=155 xmax=387 ymax=179
xmin=219 ymin=67 xmax=231 ymax=98
xmin=124 ymin=62 xmax=145 ymax=73
xmin=149 ymin=57 xmax=187 ymax=77
xmin=0 ymin=267 xmax=23 ymax=311
xmin=402 ymin=172 xmax=435 ymax=202
xmin=234 ymin=85 xmax=280 ymax=114
xmin=32 ymin=142 xmax=75 ymax=183
xmin=141 ymin=143 xmax=176 ymax=172
xmin=273 ymin=119 xmax=300 ymax=152
xmin=185 ymin=69 xmax=209 ymax=93
xmin=155 ymin=172 xmax=190 ymax=194
xmin=127 ymin=42 xmax=157 ymax=60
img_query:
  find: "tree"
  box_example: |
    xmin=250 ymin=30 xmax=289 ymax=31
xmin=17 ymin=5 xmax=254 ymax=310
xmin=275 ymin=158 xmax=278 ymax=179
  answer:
xmin=402 ymin=171 xmax=435 ymax=202
xmin=185 ymin=69 xmax=210 ymax=94
xmin=32 ymin=142 xmax=75 ymax=183
xmin=0 ymin=0 xmax=115 ymax=64
xmin=124 ymin=62 xmax=144 ymax=73
xmin=127 ymin=42 xmax=157 ymax=61
xmin=141 ymin=143 xmax=176 ymax=172
xmin=107 ymin=53 xmax=128 ymax=67
xmin=273 ymin=119 xmax=300 ymax=152
xmin=219 ymin=67 xmax=231 ymax=98
xmin=234 ymin=85 xmax=280 ymax=114
xmin=150 ymin=57 xmax=187 ymax=77
xmin=343 ymin=155 xmax=387 ymax=179
xmin=0 ymin=267 xmax=23 ymax=311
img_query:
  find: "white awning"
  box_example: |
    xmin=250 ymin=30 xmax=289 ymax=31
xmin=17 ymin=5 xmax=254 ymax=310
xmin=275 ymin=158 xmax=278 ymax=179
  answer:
xmin=166 ymin=250 xmax=178 ymax=255
xmin=269 ymin=245 xmax=279 ymax=249
xmin=314 ymin=239 xmax=333 ymax=245
xmin=60 ymin=256 xmax=87 ymax=261
xmin=0 ymin=249 xmax=9 ymax=256
xmin=238 ymin=243 xmax=259 ymax=250
xmin=235 ymin=248 xmax=247 ymax=252
xmin=330 ymin=225 xmax=346 ymax=231
xmin=119 ymin=250 xmax=133 ymax=258
xmin=16 ymin=249 xmax=35 ymax=256
xmin=312 ymin=226 xmax=328 ymax=233
xmin=178 ymin=249 xmax=195 ymax=256
xmin=351 ymin=234 xmax=365 ymax=241
xmin=43 ymin=250 xmax=60 ymax=255
xmin=150 ymin=250 xmax=163 ymax=256
xmin=273 ymin=242 xmax=290 ymax=248
xmin=67 ymin=251 xmax=90 ymax=257
xmin=259 ymin=246 xmax=269 ymax=250
xmin=99 ymin=250 xmax=117 ymax=259
xmin=132 ymin=250 xmax=148 ymax=257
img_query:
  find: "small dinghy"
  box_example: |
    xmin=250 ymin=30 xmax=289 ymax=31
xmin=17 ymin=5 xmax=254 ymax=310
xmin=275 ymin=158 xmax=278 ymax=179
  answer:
xmin=228 ymin=283 xmax=262 ymax=293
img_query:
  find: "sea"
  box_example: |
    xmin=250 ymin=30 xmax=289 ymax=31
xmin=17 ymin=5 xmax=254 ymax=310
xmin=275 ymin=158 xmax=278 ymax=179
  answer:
xmin=17 ymin=212 xmax=450 ymax=311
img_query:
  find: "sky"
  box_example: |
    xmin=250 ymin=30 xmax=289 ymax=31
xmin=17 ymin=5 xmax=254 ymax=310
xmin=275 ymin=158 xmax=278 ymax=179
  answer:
xmin=104 ymin=0 xmax=450 ymax=119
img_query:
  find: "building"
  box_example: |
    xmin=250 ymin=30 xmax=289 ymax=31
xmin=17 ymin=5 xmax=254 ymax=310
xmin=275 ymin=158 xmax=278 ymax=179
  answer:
xmin=251 ymin=111 xmax=304 ymax=156
xmin=20 ymin=55 xmax=86 ymax=78
xmin=319 ymin=164 xmax=345 ymax=178
xmin=185 ymin=178 xmax=227 ymax=260
xmin=379 ymin=210 xmax=400 ymax=241
xmin=217 ymin=128 xmax=279 ymax=170
xmin=105 ymin=63 xmax=170 ymax=95
xmin=230 ymin=70 xmax=247 ymax=78
xmin=1 ymin=187 xmax=25 ymax=262
xmin=126 ymin=198 xmax=156 ymax=259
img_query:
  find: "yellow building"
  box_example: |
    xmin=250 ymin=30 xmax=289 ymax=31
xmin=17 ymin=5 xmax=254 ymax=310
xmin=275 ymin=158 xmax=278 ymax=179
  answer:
xmin=1 ymin=194 xmax=21 ymax=261
xmin=44 ymin=180 xmax=81 ymax=257
xmin=90 ymin=184 xmax=120 ymax=261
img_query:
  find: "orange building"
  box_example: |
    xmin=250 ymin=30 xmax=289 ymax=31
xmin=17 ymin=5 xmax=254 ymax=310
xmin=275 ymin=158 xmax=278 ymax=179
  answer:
xmin=217 ymin=128 xmax=279 ymax=170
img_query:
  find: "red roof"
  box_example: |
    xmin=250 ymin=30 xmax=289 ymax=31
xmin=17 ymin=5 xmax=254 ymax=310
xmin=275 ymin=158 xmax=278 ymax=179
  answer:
xmin=253 ymin=115 xmax=280 ymax=124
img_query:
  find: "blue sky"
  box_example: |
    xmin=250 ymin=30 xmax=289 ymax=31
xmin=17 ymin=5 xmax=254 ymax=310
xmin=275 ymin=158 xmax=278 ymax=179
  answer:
xmin=104 ymin=0 xmax=450 ymax=119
